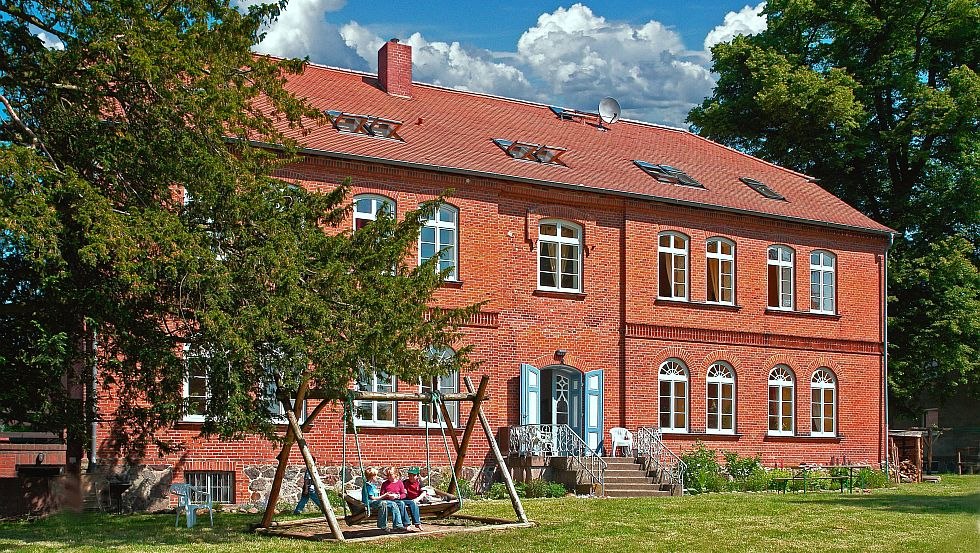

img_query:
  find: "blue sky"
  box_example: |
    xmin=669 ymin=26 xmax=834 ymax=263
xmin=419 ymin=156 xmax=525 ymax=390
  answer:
xmin=249 ymin=1 xmax=768 ymax=126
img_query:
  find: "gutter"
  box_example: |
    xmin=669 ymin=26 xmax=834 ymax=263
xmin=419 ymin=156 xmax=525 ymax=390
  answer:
xmin=883 ymin=233 xmax=894 ymax=476
xmin=250 ymin=140 xmax=895 ymax=239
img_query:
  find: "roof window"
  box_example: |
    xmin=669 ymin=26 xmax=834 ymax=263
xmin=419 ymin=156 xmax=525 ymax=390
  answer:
xmin=493 ymin=139 xmax=568 ymax=166
xmin=633 ymin=161 xmax=704 ymax=188
xmin=325 ymin=110 xmax=404 ymax=141
xmin=740 ymin=177 xmax=786 ymax=200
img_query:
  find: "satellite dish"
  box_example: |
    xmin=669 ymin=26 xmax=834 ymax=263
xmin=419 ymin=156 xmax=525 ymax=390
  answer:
xmin=598 ymin=97 xmax=621 ymax=127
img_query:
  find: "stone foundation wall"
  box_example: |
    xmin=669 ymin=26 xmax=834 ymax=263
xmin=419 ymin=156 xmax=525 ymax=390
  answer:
xmin=97 ymin=462 xmax=489 ymax=511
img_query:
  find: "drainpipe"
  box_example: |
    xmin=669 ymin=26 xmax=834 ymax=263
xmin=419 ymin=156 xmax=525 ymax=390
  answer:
xmin=882 ymin=234 xmax=894 ymax=478
xmin=87 ymin=327 xmax=98 ymax=471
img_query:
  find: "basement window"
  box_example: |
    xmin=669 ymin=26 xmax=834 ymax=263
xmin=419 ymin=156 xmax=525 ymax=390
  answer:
xmin=185 ymin=471 xmax=235 ymax=503
xmin=493 ymin=139 xmax=568 ymax=166
xmin=634 ymin=161 xmax=704 ymax=188
xmin=740 ymin=177 xmax=786 ymax=201
xmin=325 ymin=110 xmax=404 ymax=141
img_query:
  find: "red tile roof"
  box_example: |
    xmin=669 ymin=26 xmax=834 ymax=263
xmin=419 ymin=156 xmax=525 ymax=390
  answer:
xmin=274 ymin=62 xmax=893 ymax=235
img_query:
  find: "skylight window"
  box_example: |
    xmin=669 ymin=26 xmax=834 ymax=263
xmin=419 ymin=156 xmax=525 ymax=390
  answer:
xmin=633 ymin=160 xmax=704 ymax=188
xmin=493 ymin=139 xmax=568 ymax=166
xmin=740 ymin=177 xmax=786 ymax=200
xmin=325 ymin=110 xmax=404 ymax=141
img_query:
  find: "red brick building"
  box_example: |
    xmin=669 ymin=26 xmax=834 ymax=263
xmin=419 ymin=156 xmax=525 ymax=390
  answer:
xmin=89 ymin=40 xmax=892 ymax=508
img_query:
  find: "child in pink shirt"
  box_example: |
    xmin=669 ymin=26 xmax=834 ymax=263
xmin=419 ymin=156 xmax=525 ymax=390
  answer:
xmin=380 ymin=467 xmax=420 ymax=532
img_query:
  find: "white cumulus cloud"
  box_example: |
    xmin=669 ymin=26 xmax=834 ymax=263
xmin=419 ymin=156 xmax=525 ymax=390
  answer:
xmin=340 ymin=23 xmax=536 ymax=100
xmin=239 ymin=2 xmax=770 ymax=126
xmin=35 ymin=31 xmax=65 ymax=50
xmin=515 ymin=3 xmax=714 ymax=126
xmin=704 ymin=2 xmax=768 ymax=50
xmin=243 ymin=0 xmax=366 ymax=69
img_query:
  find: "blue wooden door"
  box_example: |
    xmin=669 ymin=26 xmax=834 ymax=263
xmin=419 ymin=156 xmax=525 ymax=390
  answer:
xmin=520 ymin=364 xmax=540 ymax=425
xmin=583 ymin=369 xmax=604 ymax=454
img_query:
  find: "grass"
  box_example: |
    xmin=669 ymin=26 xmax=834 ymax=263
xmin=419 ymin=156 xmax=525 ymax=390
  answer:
xmin=0 ymin=476 xmax=977 ymax=552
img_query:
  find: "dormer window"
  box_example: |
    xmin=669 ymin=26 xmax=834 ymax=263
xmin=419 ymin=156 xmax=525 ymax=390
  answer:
xmin=325 ymin=110 xmax=404 ymax=141
xmin=633 ymin=161 xmax=704 ymax=188
xmin=493 ymin=139 xmax=568 ymax=166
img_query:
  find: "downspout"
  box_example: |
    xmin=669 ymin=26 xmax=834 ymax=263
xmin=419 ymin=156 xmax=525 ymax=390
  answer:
xmin=87 ymin=327 xmax=98 ymax=471
xmin=882 ymin=234 xmax=894 ymax=477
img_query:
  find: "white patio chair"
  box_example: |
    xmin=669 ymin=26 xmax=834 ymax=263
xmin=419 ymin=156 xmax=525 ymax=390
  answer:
xmin=609 ymin=427 xmax=634 ymax=457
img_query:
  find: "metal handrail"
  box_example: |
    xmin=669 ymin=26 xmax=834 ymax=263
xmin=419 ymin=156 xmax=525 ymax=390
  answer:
xmin=508 ymin=424 xmax=607 ymax=496
xmin=635 ymin=426 xmax=687 ymax=493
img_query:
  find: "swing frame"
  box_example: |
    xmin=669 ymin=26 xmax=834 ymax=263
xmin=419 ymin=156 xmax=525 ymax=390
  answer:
xmin=255 ymin=375 xmax=532 ymax=543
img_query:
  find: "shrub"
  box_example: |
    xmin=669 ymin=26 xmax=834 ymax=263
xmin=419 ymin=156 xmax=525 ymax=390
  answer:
xmin=855 ymin=468 xmax=889 ymax=489
xmin=723 ymin=451 xmax=763 ymax=481
xmin=486 ymin=482 xmax=509 ymax=500
xmin=680 ymin=441 xmax=725 ymax=493
xmin=737 ymin=467 xmax=773 ymax=492
xmin=438 ymin=473 xmax=475 ymax=499
xmin=513 ymin=479 xmax=567 ymax=498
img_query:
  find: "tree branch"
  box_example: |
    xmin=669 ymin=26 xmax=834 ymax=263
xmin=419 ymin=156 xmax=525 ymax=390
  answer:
xmin=0 ymin=93 xmax=60 ymax=171
xmin=0 ymin=4 xmax=71 ymax=42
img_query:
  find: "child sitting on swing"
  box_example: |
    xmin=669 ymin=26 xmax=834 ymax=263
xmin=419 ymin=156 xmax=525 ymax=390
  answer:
xmin=362 ymin=466 xmax=413 ymax=533
xmin=380 ymin=467 xmax=422 ymax=532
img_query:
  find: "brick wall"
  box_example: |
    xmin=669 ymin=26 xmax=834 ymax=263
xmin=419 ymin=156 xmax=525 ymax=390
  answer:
xmin=93 ymin=154 xmax=889 ymax=504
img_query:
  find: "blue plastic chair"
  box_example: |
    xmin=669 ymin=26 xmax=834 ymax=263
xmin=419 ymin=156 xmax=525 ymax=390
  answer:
xmin=170 ymin=483 xmax=214 ymax=528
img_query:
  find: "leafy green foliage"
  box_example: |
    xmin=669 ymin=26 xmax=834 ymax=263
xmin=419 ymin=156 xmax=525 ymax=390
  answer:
xmin=485 ymin=482 xmax=508 ymax=500
xmin=680 ymin=441 xmax=726 ymax=493
xmin=513 ymin=479 xmax=567 ymax=498
xmin=689 ymin=0 xmax=980 ymax=413
xmin=0 ymin=1 xmax=479 ymax=456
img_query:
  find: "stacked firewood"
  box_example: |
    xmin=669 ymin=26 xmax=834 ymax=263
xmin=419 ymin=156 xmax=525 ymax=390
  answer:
xmin=896 ymin=459 xmax=921 ymax=483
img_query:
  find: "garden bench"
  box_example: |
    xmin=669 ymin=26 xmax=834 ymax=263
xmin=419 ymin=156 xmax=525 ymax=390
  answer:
xmin=769 ymin=468 xmax=849 ymax=493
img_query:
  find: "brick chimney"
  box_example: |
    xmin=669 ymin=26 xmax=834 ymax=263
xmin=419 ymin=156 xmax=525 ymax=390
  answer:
xmin=378 ymin=39 xmax=412 ymax=98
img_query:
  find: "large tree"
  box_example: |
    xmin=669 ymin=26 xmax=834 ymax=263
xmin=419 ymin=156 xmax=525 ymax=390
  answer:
xmin=0 ymin=0 xmax=476 ymax=469
xmin=689 ymin=0 xmax=980 ymax=415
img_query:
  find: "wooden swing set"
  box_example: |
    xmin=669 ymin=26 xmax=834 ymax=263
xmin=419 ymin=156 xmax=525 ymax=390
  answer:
xmin=255 ymin=375 xmax=532 ymax=543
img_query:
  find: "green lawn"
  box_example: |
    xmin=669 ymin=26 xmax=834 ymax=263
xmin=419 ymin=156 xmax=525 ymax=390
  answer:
xmin=1 ymin=476 xmax=977 ymax=552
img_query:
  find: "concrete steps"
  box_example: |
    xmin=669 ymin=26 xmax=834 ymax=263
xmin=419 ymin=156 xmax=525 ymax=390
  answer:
xmin=598 ymin=457 xmax=675 ymax=498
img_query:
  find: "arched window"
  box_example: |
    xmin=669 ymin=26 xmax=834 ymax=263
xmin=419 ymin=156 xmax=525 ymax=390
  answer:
xmin=809 ymin=250 xmax=836 ymax=314
xmin=811 ymin=368 xmax=836 ymax=436
xmin=659 ymin=360 xmax=688 ymax=432
xmin=353 ymin=194 xmax=395 ymax=230
xmin=538 ymin=220 xmax=582 ymax=292
xmin=706 ymin=362 xmax=735 ymax=433
xmin=420 ymin=204 xmax=459 ymax=280
xmin=706 ymin=238 xmax=735 ymax=305
xmin=420 ymin=347 xmax=459 ymax=427
xmin=768 ymin=366 xmax=795 ymax=435
xmin=767 ymin=245 xmax=794 ymax=310
xmin=659 ymin=232 xmax=689 ymax=300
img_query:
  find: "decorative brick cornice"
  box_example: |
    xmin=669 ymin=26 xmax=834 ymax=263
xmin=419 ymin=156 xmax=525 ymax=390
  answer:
xmin=626 ymin=323 xmax=882 ymax=355
xmin=461 ymin=311 xmax=499 ymax=328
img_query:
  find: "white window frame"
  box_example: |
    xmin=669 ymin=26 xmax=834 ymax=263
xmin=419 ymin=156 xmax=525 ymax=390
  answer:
xmin=184 ymin=471 xmax=234 ymax=503
xmin=768 ymin=365 xmax=795 ymax=436
xmin=266 ymin=382 xmax=307 ymax=425
xmin=537 ymin=219 xmax=582 ymax=293
xmin=658 ymin=232 xmax=689 ymax=301
xmin=419 ymin=204 xmax=459 ymax=281
xmin=419 ymin=372 xmax=459 ymax=428
xmin=810 ymin=368 xmax=837 ymax=437
xmin=353 ymin=194 xmax=395 ymax=230
xmin=706 ymin=362 xmax=736 ymax=434
xmin=809 ymin=250 xmax=837 ymax=314
xmin=767 ymin=245 xmax=795 ymax=310
xmin=182 ymin=345 xmax=208 ymax=423
xmin=658 ymin=359 xmax=689 ymax=433
xmin=706 ymin=238 xmax=735 ymax=305
xmin=353 ymin=370 xmax=397 ymax=427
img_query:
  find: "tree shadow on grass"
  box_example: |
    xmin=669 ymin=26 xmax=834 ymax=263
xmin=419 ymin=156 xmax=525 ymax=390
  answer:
xmin=788 ymin=492 xmax=980 ymax=516
xmin=0 ymin=512 xmax=273 ymax=551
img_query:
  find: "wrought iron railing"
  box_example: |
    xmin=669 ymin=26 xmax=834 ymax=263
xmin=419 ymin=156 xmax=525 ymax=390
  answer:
xmin=635 ymin=426 xmax=687 ymax=493
xmin=508 ymin=424 xmax=606 ymax=495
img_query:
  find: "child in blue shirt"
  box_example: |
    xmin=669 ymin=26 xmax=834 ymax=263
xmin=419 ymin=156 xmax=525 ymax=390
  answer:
xmin=361 ymin=466 xmax=409 ymax=532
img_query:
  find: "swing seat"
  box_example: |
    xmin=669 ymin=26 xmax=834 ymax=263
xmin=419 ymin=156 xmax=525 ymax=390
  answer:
xmin=343 ymin=488 xmax=462 ymax=525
